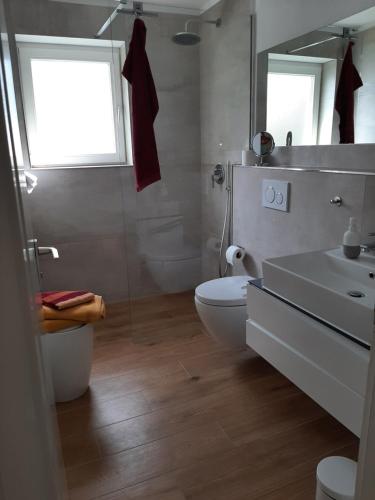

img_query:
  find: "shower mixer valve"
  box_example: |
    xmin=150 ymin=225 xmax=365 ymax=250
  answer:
xmin=212 ymin=164 xmax=225 ymax=188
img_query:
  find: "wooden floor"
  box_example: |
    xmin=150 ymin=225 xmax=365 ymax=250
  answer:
xmin=56 ymin=291 xmax=358 ymax=500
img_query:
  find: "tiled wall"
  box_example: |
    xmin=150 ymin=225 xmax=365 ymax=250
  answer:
xmin=200 ymin=0 xmax=252 ymax=281
xmin=232 ymin=167 xmax=375 ymax=277
xmin=29 ymin=167 xmax=129 ymax=302
xmin=12 ymin=0 xmax=201 ymax=302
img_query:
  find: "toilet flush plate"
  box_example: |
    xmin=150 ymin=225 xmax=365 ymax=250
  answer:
xmin=262 ymin=179 xmax=290 ymax=212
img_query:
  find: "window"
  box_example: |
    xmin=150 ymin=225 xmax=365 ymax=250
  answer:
xmin=18 ymin=40 xmax=128 ymax=167
xmin=267 ymin=59 xmax=322 ymax=146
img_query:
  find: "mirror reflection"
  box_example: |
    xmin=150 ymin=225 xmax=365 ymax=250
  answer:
xmin=257 ymin=6 xmax=375 ymax=147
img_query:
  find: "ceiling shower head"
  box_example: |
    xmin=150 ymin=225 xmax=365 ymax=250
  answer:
xmin=172 ymin=17 xmax=221 ymax=46
xmin=172 ymin=31 xmax=201 ymax=45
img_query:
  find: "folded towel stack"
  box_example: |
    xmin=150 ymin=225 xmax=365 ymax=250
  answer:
xmin=40 ymin=291 xmax=106 ymax=334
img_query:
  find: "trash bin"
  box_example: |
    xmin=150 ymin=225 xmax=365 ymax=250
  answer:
xmin=42 ymin=324 xmax=93 ymax=402
xmin=316 ymin=456 xmax=357 ymax=500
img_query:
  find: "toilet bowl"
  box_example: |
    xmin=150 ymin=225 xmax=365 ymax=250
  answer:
xmin=195 ymin=276 xmax=252 ymax=349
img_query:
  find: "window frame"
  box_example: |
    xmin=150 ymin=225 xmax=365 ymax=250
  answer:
xmin=18 ymin=40 xmax=128 ymax=168
xmin=267 ymin=59 xmax=322 ymax=145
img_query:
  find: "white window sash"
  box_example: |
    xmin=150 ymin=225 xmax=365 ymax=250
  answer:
xmin=18 ymin=42 xmax=127 ymax=167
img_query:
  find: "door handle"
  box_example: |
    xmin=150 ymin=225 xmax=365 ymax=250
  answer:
xmin=38 ymin=247 xmax=59 ymax=259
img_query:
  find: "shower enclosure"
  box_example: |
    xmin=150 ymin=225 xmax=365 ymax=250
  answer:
xmin=10 ymin=0 xmax=203 ymax=339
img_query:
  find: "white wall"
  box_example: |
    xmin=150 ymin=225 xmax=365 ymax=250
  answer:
xmin=233 ymin=167 xmax=375 ymax=277
xmin=256 ymin=0 xmax=375 ymax=52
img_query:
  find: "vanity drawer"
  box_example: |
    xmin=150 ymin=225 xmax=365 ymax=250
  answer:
xmin=246 ymin=284 xmax=369 ymax=436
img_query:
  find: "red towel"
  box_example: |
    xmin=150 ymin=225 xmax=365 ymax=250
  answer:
xmin=123 ymin=19 xmax=161 ymax=192
xmin=335 ymin=42 xmax=363 ymax=144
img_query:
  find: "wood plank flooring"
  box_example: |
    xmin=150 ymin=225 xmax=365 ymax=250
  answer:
xmin=56 ymin=291 xmax=358 ymax=500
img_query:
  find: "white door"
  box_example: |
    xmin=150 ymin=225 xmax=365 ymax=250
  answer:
xmin=0 ymin=1 xmax=66 ymax=498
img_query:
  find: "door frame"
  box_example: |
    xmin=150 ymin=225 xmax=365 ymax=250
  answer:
xmin=356 ymin=329 xmax=375 ymax=499
xmin=0 ymin=0 xmax=65 ymax=498
xmin=0 ymin=78 xmax=65 ymax=500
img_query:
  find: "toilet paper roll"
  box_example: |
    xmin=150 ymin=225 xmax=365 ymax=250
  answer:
xmin=226 ymin=245 xmax=245 ymax=266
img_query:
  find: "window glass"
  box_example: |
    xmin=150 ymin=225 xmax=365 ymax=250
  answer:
xmin=31 ymin=59 xmax=117 ymax=164
xmin=18 ymin=41 xmax=128 ymax=167
xmin=267 ymin=72 xmax=316 ymax=146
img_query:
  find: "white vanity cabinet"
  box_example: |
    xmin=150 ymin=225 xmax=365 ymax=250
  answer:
xmin=246 ymin=282 xmax=370 ymax=437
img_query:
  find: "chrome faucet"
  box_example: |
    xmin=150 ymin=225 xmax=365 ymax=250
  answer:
xmin=361 ymin=232 xmax=375 ymax=253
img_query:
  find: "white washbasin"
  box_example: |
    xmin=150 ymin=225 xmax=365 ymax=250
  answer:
xmin=263 ymin=248 xmax=375 ymax=346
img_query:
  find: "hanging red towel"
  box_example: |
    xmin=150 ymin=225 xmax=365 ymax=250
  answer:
xmin=123 ymin=19 xmax=161 ymax=192
xmin=335 ymin=42 xmax=363 ymax=144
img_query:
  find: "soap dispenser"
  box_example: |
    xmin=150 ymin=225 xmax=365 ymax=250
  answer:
xmin=343 ymin=217 xmax=361 ymax=259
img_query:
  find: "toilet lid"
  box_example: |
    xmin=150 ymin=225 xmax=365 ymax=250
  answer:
xmin=195 ymin=276 xmax=252 ymax=306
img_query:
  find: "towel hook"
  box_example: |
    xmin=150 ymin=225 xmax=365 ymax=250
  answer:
xmin=134 ymin=1 xmax=143 ymax=17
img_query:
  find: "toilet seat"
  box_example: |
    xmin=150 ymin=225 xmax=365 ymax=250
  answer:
xmin=195 ymin=276 xmax=251 ymax=307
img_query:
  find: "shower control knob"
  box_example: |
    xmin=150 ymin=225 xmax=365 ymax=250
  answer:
xmin=330 ymin=196 xmax=343 ymax=207
xmin=211 ymin=164 xmax=225 ymax=188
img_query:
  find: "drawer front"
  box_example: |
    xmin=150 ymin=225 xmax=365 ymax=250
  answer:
xmin=246 ymin=319 xmax=363 ymax=436
xmin=247 ymin=284 xmax=369 ymax=397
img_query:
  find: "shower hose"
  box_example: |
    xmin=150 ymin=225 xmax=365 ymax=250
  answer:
xmin=219 ymin=162 xmax=232 ymax=278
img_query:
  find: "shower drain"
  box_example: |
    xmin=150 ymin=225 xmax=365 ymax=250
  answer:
xmin=347 ymin=290 xmax=366 ymax=298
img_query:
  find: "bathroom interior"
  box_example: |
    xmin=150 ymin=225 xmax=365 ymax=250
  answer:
xmin=2 ymin=0 xmax=375 ymax=498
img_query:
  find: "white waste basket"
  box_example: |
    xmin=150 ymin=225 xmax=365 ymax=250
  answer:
xmin=42 ymin=324 xmax=93 ymax=402
xmin=316 ymin=456 xmax=357 ymax=500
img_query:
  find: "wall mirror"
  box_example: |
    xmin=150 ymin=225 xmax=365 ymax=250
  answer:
xmin=255 ymin=5 xmax=375 ymax=147
xmin=251 ymin=131 xmax=275 ymax=164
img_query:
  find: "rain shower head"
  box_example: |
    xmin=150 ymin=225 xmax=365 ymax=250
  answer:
xmin=172 ymin=31 xmax=201 ymax=45
xmin=172 ymin=18 xmax=221 ymax=46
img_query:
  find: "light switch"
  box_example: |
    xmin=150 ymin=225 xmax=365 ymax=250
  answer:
xmin=262 ymin=179 xmax=290 ymax=212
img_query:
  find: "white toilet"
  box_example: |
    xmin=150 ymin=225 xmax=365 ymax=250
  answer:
xmin=195 ymin=275 xmax=252 ymax=349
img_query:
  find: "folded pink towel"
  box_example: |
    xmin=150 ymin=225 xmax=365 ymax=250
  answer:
xmin=41 ymin=291 xmax=95 ymax=310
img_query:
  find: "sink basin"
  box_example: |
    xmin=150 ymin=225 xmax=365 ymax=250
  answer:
xmin=263 ymin=248 xmax=375 ymax=346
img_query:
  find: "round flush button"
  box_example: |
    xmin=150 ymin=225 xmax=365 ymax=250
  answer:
xmin=266 ymin=187 xmax=275 ymax=203
xmin=275 ymin=192 xmax=283 ymax=205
